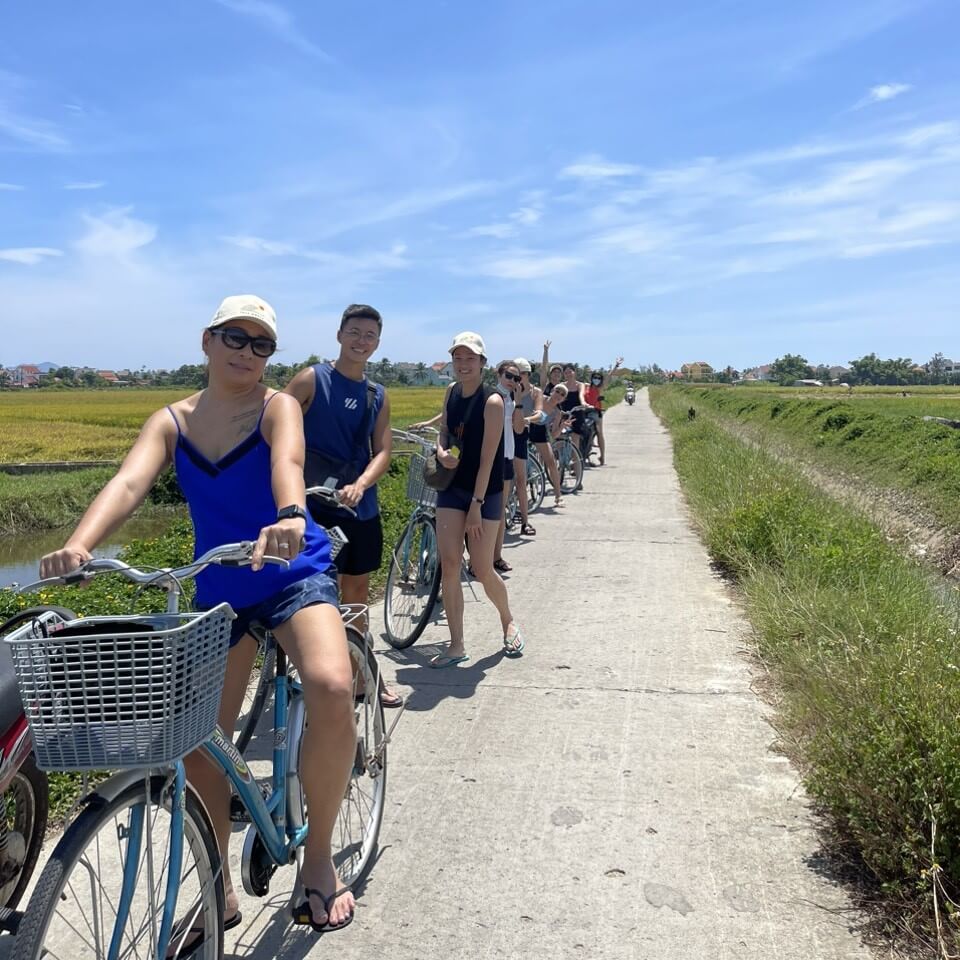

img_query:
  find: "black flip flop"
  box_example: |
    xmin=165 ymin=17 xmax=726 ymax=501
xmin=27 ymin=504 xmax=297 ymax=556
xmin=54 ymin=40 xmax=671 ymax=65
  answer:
xmin=291 ymin=886 xmax=354 ymax=934
xmin=168 ymin=910 xmax=242 ymax=958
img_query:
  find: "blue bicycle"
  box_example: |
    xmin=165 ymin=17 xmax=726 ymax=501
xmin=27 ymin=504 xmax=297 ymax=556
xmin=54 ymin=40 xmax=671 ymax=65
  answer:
xmin=7 ymin=541 xmax=387 ymax=960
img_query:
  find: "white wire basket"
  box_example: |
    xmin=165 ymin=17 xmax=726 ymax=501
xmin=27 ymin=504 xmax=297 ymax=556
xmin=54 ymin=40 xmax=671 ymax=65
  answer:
xmin=5 ymin=604 xmax=235 ymax=772
xmin=405 ymin=452 xmax=438 ymax=509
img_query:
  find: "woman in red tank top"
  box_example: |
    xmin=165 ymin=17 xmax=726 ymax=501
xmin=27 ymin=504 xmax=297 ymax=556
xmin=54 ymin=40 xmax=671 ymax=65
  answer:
xmin=584 ymin=357 xmax=623 ymax=466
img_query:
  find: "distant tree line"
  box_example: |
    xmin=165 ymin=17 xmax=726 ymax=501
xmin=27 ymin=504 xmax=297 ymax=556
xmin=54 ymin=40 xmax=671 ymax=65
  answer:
xmin=5 ymin=357 xmax=648 ymax=390
xmin=762 ymin=352 xmax=957 ymax=387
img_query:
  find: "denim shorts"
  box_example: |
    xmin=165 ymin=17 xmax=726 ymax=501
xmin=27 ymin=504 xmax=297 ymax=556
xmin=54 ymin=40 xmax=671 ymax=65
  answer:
xmin=214 ymin=568 xmax=340 ymax=647
xmin=436 ymin=487 xmax=503 ymax=522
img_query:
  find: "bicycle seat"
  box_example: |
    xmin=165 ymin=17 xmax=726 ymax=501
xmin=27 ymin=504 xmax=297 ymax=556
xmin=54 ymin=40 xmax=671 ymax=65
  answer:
xmin=0 ymin=641 xmax=25 ymax=737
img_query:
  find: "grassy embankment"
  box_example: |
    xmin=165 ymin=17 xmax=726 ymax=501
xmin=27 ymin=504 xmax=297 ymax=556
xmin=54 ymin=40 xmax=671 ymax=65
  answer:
xmin=649 ymin=385 xmax=960 ymax=953
xmin=677 ymin=384 xmax=960 ymax=531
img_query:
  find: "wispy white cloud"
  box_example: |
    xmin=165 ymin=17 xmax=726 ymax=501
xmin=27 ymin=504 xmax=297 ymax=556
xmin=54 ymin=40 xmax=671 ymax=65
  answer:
xmin=560 ymin=155 xmax=641 ymax=180
xmin=0 ymin=182 xmax=24 ymax=191
xmin=212 ymin=0 xmax=334 ymax=62
xmin=854 ymin=81 xmax=912 ymax=109
xmin=0 ymin=247 xmax=63 ymax=265
xmin=64 ymin=181 xmax=106 ymax=191
xmin=465 ymin=200 xmax=543 ymax=239
xmin=223 ymin=233 xmax=409 ymax=271
xmin=0 ymin=105 xmax=69 ymax=151
xmin=477 ymin=253 xmax=582 ymax=280
xmin=76 ymin=208 xmax=157 ymax=258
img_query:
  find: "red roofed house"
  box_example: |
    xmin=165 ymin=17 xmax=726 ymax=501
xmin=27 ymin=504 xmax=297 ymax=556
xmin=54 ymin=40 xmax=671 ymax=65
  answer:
xmin=11 ymin=365 xmax=42 ymax=387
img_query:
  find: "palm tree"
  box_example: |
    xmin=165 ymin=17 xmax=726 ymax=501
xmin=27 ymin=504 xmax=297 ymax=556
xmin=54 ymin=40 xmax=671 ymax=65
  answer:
xmin=415 ymin=361 xmax=428 ymax=384
xmin=376 ymin=357 xmax=393 ymax=382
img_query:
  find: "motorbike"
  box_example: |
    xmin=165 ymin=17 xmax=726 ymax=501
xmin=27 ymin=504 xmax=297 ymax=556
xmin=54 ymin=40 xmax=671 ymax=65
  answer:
xmin=0 ymin=605 xmax=76 ymax=933
xmin=626 ymin=390 xmax=635 ymax=406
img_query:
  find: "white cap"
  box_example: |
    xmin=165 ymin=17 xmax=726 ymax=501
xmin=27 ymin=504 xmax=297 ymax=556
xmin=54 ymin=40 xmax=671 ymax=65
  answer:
xmin=514 ymin=357 xmax=532 ymax=373
xmin=208 ymin=295 xmax=277 ymax=340
xmin=449 ymin=331 xmax=486 ymax=357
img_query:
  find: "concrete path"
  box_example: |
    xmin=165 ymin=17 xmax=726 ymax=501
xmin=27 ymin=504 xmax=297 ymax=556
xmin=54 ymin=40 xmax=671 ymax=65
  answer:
xmin=223 ymin=389 xmax=873 ymax=959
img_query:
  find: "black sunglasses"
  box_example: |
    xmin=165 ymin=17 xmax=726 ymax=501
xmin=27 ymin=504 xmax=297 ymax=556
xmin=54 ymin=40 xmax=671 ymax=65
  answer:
xmin=503 ymin=372 xmax=520 ymax=382
xmin=210 ymin=327 xmax=277 ymax=358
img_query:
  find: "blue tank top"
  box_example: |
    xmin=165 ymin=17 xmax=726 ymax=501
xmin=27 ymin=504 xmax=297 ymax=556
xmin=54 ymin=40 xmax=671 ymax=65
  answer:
xmin=168 ymin=396 xmax=333 ymax=610
xmin=301 ymin=364 xmax=385 ymax=521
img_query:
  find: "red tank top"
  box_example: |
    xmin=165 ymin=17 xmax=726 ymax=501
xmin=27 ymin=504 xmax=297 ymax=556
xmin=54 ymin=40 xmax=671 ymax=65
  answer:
xmin=584 ymin=384 xmax=602 ymax=410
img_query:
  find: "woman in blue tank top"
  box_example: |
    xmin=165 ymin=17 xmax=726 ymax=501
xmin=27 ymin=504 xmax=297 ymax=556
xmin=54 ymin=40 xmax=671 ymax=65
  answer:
xmin=40 ymin=296 xmax=357 ymax=934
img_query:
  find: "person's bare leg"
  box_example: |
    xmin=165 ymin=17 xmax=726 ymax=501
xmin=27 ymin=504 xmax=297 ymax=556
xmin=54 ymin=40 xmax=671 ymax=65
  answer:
xmin=537 ymin=441 xmax=563 ymax=504
xmin=596 ymin=418 xmax=606 ymax=464
xmin=494 ymin=478 xmax=511 ymax=565
xmin=436 ymin=507 xmax=468 ymax=657
xmin=467 ymin=518 xmax=517 ymax=642
xmin=273 ymin=604 xmax=356 ymax=929
xmin=184 ymin=635 xmax=257 ymax=926
xmin=514 ymin=457 xmax=529 ymax=526
xmin=339 ymin=571 xmax=401 ymax=705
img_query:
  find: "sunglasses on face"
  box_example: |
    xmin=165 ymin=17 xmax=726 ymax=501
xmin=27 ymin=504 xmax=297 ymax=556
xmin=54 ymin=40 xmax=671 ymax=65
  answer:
xmin=210 ymin=327 xmax=277 ymax=358
xmin=502 ymin=372 xmax=520 ymax=382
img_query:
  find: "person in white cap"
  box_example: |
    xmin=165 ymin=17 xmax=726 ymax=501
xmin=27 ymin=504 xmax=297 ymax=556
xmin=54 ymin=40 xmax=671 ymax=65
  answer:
xmin=431 ymin=332 xmax=525 ymax=665
xmin=40 ymin=295 xmax=358 ymax=936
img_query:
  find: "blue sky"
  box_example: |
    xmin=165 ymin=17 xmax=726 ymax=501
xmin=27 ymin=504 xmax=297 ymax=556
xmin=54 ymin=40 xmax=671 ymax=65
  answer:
xmin=1 ymin=0 xmax=958 ymax=372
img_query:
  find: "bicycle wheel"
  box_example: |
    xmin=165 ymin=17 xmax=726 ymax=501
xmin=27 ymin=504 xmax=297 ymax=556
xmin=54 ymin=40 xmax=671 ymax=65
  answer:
xmin=234 ymin=637 xmax=275 ymax=755
xmin=0 ymin=755 xmax=47 ymax=912
xmin=570 ymin=441 xmax=585 ymax=490
xmin=0 ymin=607 xmax=72 ymax=913
xmin=383 ymin=514 xmax=441 ymax=649
xmin=286 ymin=626 xmax=386 ymax=889
xmin=555 ymin=439 xmax=583 ymax=495
xmin=13 ymin=773 xmax=224 ymax=960
xmin=526 ymin=455 xmax=546 ymax=513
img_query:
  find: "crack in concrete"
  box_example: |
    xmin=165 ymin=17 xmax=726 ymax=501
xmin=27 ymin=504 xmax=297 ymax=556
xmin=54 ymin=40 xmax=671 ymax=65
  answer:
xmin=401 ymin=679 xmax=753 ymax=698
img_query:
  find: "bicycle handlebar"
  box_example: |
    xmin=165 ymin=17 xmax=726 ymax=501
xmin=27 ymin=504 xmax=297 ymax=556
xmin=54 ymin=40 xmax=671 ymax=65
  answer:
xmin=10 ymin=542 xmax=287 ymax=596
xmin=305 ymin=481 xmax=357 ymax=517
xmin=391 ymin=427 xmax=438 ymax=451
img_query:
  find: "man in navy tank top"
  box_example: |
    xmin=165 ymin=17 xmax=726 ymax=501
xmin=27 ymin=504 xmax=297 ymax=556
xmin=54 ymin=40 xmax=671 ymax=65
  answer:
xmin=285 ymin=304 xmax=402 ymax=707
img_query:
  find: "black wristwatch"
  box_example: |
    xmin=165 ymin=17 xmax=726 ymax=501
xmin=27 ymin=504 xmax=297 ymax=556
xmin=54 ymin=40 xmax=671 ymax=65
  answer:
xmin=277 ymin=504 xmax=307 ymax=523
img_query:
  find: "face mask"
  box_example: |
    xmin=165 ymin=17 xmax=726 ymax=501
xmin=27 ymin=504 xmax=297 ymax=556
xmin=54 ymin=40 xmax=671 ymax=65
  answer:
xmin=591 ymin=377 xmax=602 ymax=386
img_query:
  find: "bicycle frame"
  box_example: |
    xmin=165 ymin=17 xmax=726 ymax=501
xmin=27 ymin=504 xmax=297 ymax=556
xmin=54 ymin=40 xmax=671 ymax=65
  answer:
xmin=107 ymin=636 xmax=302 ymax=960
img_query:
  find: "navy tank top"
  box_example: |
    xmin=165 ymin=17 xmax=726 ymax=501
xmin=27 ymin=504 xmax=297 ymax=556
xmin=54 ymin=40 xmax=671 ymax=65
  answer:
xmin=301 ymin=364 xmax=385 ymax=521
xmin=168 ymin=395 xmax=333 ymax=610
xmin=445 ymin=384 xmax=503 ymax=497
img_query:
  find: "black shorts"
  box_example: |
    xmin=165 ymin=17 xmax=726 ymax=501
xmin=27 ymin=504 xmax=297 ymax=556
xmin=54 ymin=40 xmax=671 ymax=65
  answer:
xmin=529 ymin=424 xmax=548 ymax=444
xmin=503 ymin=457 xmax=514 ymax=482
xmin=513 ymin=430 xmax=528 ymax=460
xmin=307 ymin=505 xmax=384 ymax=577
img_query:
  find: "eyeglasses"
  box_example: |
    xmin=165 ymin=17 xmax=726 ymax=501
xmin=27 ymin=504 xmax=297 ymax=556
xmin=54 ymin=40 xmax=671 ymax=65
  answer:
xmin=342 ymin=328 xmax=380 ymax=345
xmin=210 ymin=327 xmax=277 ymax=358
xmin=502 ymin=372 xmax=519 ymax=382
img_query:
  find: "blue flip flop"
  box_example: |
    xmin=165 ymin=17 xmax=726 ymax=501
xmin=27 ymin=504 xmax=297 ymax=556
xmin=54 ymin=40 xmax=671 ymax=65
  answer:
xmin=429 ymin=653 xmax=470 ymax=668
xmin=503 ymin=626 xmax=525 ymax=658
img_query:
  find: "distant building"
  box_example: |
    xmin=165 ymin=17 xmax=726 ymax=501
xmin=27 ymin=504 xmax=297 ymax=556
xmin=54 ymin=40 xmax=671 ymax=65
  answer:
xmin=742 ymin=363 xmax=775 ymax=381
xmin=793 ymin=379 xmax=823 ymax=387
xmin=431 ymin=361 xmax=454 ymax=384
xmin=680 ymin=361 xmax=713 ymax=381
xmin=10 ymin=364 xmax=43 ymax=387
